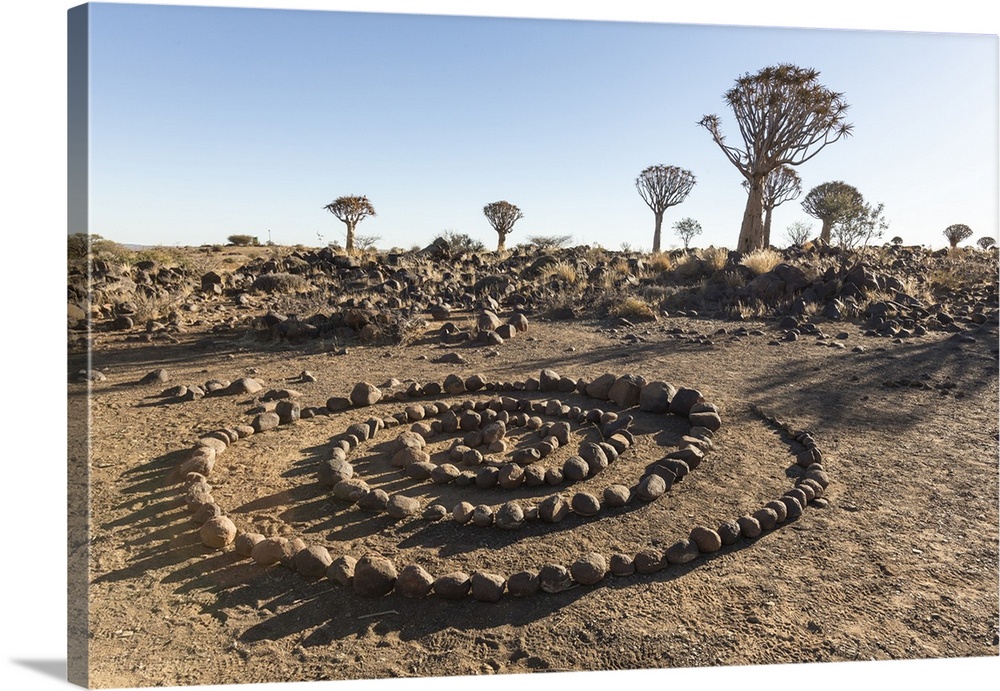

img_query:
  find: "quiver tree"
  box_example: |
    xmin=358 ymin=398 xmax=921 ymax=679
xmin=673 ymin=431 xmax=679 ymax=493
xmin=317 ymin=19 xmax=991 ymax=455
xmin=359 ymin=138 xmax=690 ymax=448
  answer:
xmin=635 ymin=165 xmax=696 ymax=253
xmin=483 ymin=200 xmax=524 ymax=251
xmin=323 ymin=195 xmax=376 ymax=252
xmin=801 ymin=181 xmax=865 ymax=244
xmin=943 ymin=223 xmax=973 ymax=248
xmin=699 ymin=64 xmax=853 ymax=253
xmin=742 ymin=165 xmax=802 ymax=247
xmin=977 ymin=236 xmax=996 ymax=250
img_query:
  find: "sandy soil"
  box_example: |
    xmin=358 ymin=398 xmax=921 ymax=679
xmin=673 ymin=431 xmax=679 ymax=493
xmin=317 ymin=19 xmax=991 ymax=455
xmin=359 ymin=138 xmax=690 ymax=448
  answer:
xmin=71 ymin=311 xmax=999 ymax=688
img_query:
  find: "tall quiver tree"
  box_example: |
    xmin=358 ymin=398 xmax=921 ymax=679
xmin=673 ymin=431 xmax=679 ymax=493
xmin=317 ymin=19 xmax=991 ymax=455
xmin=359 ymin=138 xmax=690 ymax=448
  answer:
xmin=699 ymin=64 xmax=853 ymax=253
xmin=483 ymin=200 xmax=524 ymax=251
xmin=801 ymin=181 xmax=864 ymax=244
xmin=635 ymin=165 xmax=696 ymax=253
xmin=324 ymin=195 xmax=376 ymax=252
xmin=742 ymin=165 xmax=802 ymax=247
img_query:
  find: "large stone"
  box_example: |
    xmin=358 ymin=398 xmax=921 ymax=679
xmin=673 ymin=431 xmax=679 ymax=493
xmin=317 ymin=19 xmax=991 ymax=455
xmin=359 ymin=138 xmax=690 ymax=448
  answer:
xmin=668 ymin=388 xmax=705 ymax=416
xmin=326 ymin=555 xmax=357 ymax=586
xmin=638 ymin=381 xmax=676 ymax=413
xmin=538 ymin=495 xmax=571 ymax=523
xmin=507 ymin=570 xmax=539 ymax=597
xmin=637 ymin=473 xmax=667 ymax=501
xmin=570 ymin=553 xmax=607 ymax=586
xmin=539 ymin=369 xmax=562 ymax=391
xmin=664 ymin=538 xmax=700 ymax=564
xmin=608 ymin=374 xmax=645 ymax=408
xmin=433 ymin=572 xmax=472 ymax=600
xmin=690 ymin=526 xmax=723 ymax=553
xmin=495 ymin=501 xmax=525 ymax=530
xmin=571 ymin=492 xmax=601 ymax=517
xmin=586 ymin=373 xmax=617 ymax=400
xmin=395 ymin=564 xmax=434 ymax=598
xmin=294 ymin=545 xmax=333 ymax=578
xmin=199 ymin=516 xmax=237 ymax=549
xmin=318 ymin=457 xmax=354 ymax=486
xmin=471 ymin=572 xmax=506 ymax=602
xmin=350 ymin=382 xmax=382 ymax=407
xmin=538 ymin=564 xmax=573 ymax=593
xmin=353 ymin=553 xmax=398 ymax=597
xmin=386 ymin=494 xmax=421 ymax=519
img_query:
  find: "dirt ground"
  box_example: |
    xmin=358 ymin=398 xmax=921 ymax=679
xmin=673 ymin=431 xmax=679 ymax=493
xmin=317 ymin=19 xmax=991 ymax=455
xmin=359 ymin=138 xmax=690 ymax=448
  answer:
xmin=70 ymin=311 xmax=999 ymax=688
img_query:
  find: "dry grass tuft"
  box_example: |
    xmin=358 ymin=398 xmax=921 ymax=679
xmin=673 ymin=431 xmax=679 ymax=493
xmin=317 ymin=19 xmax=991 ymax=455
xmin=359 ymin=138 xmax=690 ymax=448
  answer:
xmin=541 ymin=260 xmax=579 ymax=284
xmin=609 ymin=296 xmax=657 ymax=321
xmin=250 ymin=272 xmax=308 ymax=294
xmin=740 ymin=248 xmax=783 ymax=276
xmin=700 ymin=247 xmax=730 ymax=272
xmin=647 ymin=253 xmax=675 ymax=272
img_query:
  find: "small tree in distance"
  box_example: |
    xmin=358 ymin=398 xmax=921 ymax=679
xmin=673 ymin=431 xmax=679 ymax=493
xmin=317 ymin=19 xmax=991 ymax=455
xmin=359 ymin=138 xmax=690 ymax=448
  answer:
xmin=943 ymin=223 xmax=973 ymax=248
xmin=831 ymin=201 xmax=889 ymax=250
xmin=483 ymin=201 xmax=524 ymax=251
xmin=673 ymin=218 xmax=703 ymax=249
xmin=227 ymin=234 xmax=259 ymax=246
xmin=323 ymin=195 xmax=376 ymax=252
xmin=528 ymin=235 xmax=574 ymax=250
xmin=977 ymin=236 xmax=996 ymax=250
xmin=784 ymin=221 xmax=813 ymax=246
xmin=801 ymin=181 xmax=865 ymax=244
xmin=635 ymin=165 xmax=696 ymax=253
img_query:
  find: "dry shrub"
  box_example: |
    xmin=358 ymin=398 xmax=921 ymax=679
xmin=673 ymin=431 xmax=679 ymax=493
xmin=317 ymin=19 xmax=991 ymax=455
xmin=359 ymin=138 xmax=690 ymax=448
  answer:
xmin=673 ymin=253 xmax=704 ymax=280
xmin=740 ymin=248 xmax=783 ymax=276
xmin=251 ymin=272 xmax=308 ymax=294
xmin=541 ymin=260 xmax=579 ymax=284
xmin=647 ymin=253 xmax=675 ymax=272
xmin=700 ymin=247 xmax=729 ymax=272
xmin=609 ymin=296 xmax=657 ymax=321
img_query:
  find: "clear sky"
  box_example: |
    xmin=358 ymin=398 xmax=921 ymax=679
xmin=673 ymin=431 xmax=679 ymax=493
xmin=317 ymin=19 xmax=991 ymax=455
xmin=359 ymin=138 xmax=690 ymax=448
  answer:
xmin=81 ymin=2 xmax=998 ymax=251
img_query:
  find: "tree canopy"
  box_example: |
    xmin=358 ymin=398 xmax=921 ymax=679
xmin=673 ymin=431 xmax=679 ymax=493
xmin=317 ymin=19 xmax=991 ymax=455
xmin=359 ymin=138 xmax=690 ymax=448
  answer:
xmin=699 ymin=64 xmax=852 ymax=252
xmin=635 ymin=165 xmax=696 ymax=253
xmin=801 ymin=181 xmax=865 ymax=244
xmin=943 ymin=223 xmax=973 ymax=248
xmin=483 ymin=201 xmax=524 ymax=251
xmin=323 ymin=195 xmax=376 ymax=252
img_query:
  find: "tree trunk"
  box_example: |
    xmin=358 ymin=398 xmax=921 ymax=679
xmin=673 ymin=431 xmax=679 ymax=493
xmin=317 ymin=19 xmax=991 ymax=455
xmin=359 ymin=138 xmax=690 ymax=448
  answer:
xmin=763 ymin=206 xmax=774 ymax=248
xmin=820 ymin=219 xmax=832 ymax=244
xmin=737 ymin=176 xmax=766 ymax=253
xmin=496 ymin=231 xmax=506 ymax=252
xmin=652 ymin=210 xmax=664 ymax=253
xmin=345 ymin=221 xmax=356 ymax=252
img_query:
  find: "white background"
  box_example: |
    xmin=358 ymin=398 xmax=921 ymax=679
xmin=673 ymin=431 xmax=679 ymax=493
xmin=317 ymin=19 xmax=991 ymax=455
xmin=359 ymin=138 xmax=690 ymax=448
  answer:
xmin=1 ymin=2 xmax=997 ymax=690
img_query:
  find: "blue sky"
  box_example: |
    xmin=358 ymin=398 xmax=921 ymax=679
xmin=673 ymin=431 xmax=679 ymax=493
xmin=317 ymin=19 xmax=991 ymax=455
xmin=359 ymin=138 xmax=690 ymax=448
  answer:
xmin=82 ymin=2 xmax=998 ymax=251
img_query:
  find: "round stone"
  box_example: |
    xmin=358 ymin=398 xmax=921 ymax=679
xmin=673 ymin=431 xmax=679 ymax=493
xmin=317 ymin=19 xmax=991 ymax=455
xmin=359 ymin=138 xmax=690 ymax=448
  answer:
xmin=392 ymin=447 xmax=430 ymax=468
xmin=318 ymin=457 xmax=354 ymax=487
xmin=234 ymin=532 xmax=264 ymax=558
xmin=357 ymin=488 xmax=390 ymax=512
xmin=637 ymin=474 xmax=667 ymax=501
xmin=544 ymin=467 xmax=565 ymax=485
xmin=433 ymin=571 xmax=472 ymax=600
xmin=570 ymin=553 xmax=607 ymax=586
xmin=251 ymin=537 xmax=294 ymax=566
xmin=571 ymin=492 xmax=602 ymax=517
xmin=562 ymin=456 xmax=590 ymax=481
xmin=353 ymin=553 xmax=398 ymax=597
xmin=386 ymin=494 xmax=421 ymax=519
xmin=452 ymin=501 xmax=475 ymax=524
xmin=395 ymin=564 xmax=434 ymax=598
xmin=199 ymin=516 xmax=237 ymax=549
xmin=718 ymin=520 xmax=742 ymax=546
xmin=523 ymin=464 xmax=547 ymax=486
xmin=495 ymin=501 xmax=525 ymax=530
xmin=633 ymin=550 xmax=664 ymax=574
xmin=737 ymin=515 xmax=762 ymax=539
xmin=332 ymin=478 xmax=370 ymax=502
xmin=406 ymin=461 xmax=436 ymax=480
xmin=538 ymin=564 xmax=573 ymax=593
xmin=475 ymin=466 xmax=499 ymax=489
xmin=765 ymin=499 xmax=788 ymax=523
xmin=471 ymin=572 xmax=506 ymax=602
xmin=804 ymin=468 xmax=830 ymax=489
xmin=780 ymin=495 xmax=804 ymax=519
xmin=752 ymin=507 xmax=779 ymax=531
xmin=664 ymin=538 xmax=700 ymax=564
xmin=472 ymin=504 xmax=495 ymax=527
xmin=293 ymin=545 xmax=333 ymax=578
xmin=689 ymin=526 xmax=723 ymax=553
xmin=462 ymin=448 xmax=484 ymax=466
xmin=350 ymin=382 xmax=382 ymax=407
xmin=610 ymin=553 xmax=635 ymax=576
xmin=431 ymin=463 xmax=462 ymax=484
xmin=498 ymin=464 xmax=525 ymax=489
xmin=507 ymin=570 xmax=540 ymax=597
xmin=785 ymin=486 xmax=810 ymax=506
xmin=422 ymin=504 xmax=448 ymax=521
xmin=326 ymin=555 xmax=357 ymax=586
xmin=538 ymin=495 xmax=571 ymax=523
xmin=603 ymin=484 xmax=631 ymax=508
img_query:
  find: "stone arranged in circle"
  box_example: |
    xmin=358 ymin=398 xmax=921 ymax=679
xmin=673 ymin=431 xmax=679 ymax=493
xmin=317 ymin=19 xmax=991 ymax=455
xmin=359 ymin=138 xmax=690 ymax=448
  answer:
xmin=353 ymin=553 xmax=397 ymax=597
